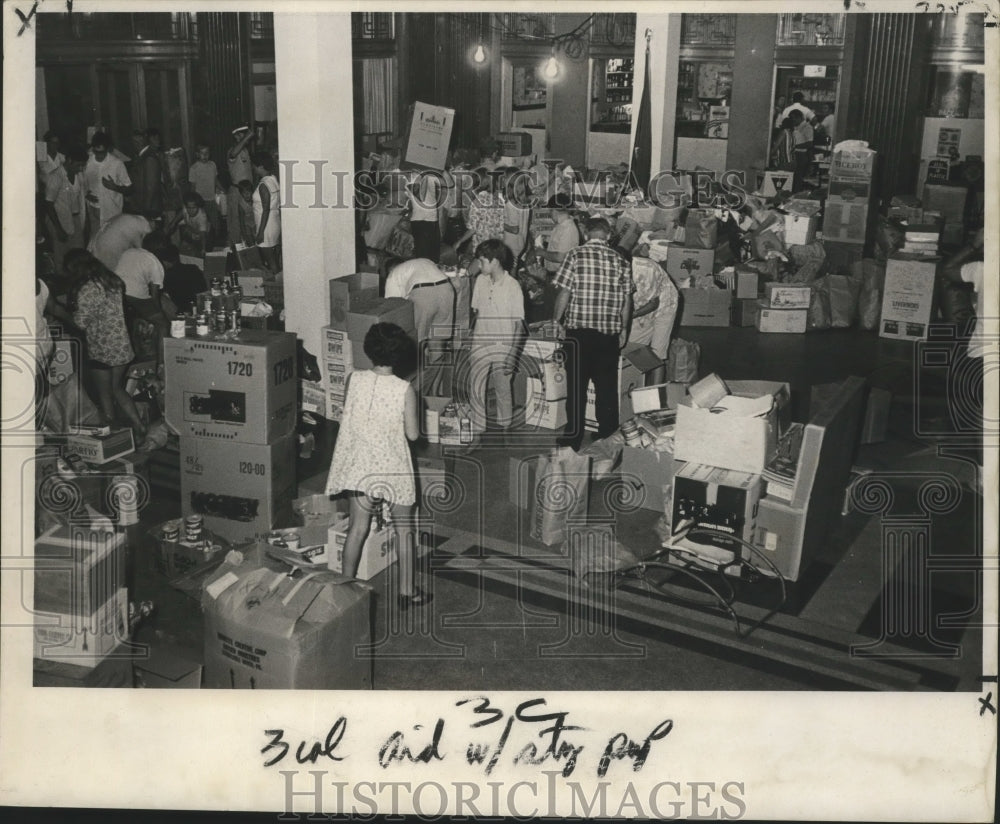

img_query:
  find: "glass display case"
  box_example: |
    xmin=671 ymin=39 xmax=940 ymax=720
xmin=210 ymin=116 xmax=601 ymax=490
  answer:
xmin=675 ymin=60 xmax=733 ymax=139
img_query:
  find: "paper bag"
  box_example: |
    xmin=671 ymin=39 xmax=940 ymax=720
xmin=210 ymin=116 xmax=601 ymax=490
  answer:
xmin=665 ymin=338 xmax=700 ymax=385
xmin=530 ymin=448 xmax=591 ymax=546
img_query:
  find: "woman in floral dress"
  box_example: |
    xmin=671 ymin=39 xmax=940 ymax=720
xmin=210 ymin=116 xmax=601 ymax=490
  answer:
xmin=68 ymin=253 xmax=146 ymax=440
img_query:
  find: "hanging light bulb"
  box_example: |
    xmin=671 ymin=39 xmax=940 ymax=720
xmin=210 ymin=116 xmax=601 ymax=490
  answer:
xmin=543 ymin=53 xmax=560 ymax=80
xmin=472 ymin=43 xmax=487 ymax=64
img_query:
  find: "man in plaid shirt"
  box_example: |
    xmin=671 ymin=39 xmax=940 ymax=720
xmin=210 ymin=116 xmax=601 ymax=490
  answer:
xmin=553 ymin=217 xmax=634 ymax=450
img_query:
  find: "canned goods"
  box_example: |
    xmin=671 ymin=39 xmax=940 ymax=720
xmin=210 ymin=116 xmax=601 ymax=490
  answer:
xmin=196 ymin=315 xmax=210 ymax=336
xmin=170 ymin=317 xmax=187 ymax=338
xmin=210 ymin=278 xmax=222 ymax=297
xmin=214 ymin=309 xmax=228 ymax=332
xmin=229 ymin=309 xmax=241 ymax=334
xmin=284 ymin=534 xmax=301 ymax=551
xmin=621 ymin=419 xmax=642 ymax=446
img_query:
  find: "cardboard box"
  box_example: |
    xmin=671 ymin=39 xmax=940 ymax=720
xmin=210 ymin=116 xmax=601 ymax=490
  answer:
xmin=266 ymin=524 xmax=332 ymax=566
xmin=65 ymin=428 xmax=135 ymax=465
xmin=326 ymin=394 xmax=345 ymax=422
xmin=301 ymin=380 xmax=326 ymax=415
xmin=203 ymin=249 xmax=228 ymax=278
xmin=764 ymin=282 xmax=812 ymax=309
xmin=133 ymin=645 xmax=203 ymax=689
xmin=670 ymin=462 xmax=762 ymax=565
xmin=237 ymin=270 xmax=268 ymax=298
xmin=758 ymin=171 xmax=793 ymax=199
xmin=525 ymin=378 xmax=568 ymax=430
xmin=321 ymin=327 xmax=355 ymax=363
xmin=827 ymin=178 xmax=873 ymax=201
xmin=674 ymin=379 xmax=790 ymax=474
xmin=201 ymin=549 xmax=373 ymax=689
xmin=584 ymin=343 xmax=663 ymax=430
xmin=180 ymin=432 xmax=297 ymax=544
xmin=628 ymin=382 xmax=688 ymax=413
xmin=734 ymin=297 xmax=759 ymax=327
xmin=829 ymin=144 xmax=876 ymax=182
xmin=329 ymin=272 xmax=380 ymax=327
xmin=328 ymin=521 xmax=397 ymax=581
xmin=345 ymin=297 xmax=415 ymax=342
xmin=822 ymin=196 xmax=870 ymax=246
xmin=621 ymin=446 xmax=676 ymax=512
xmin=678 ymin=287 xmax=732 ymax=327
xmin=920 ymin=183 xmax=967 ymax=224
xmin=783 ymin=214 xmax=819 ymax=247
xmin=154 ymin=532 xmax=229 ymax=580
xmin=34 ymin=525 xmax=126 ymax=617
xmin=523 ymin=321 xmax=562 ymax=362
xmin=756 ymin=303 xmax=808 ymax=334
xmin=665 ymin=245 xmax=718 ymax=282
xmin=164 ymin=331 xmax=298 ymax=444
xmin=33 ymin=586 xmax=128 ymax=669
xmin=735 ymin=269 xmax=759 ymax=300
xmin=325 ymin=360 xmax=354 ymax=396
xmin=879 ymin=257 xmax=937 ymax=341
xmin=531 ymin=360 xmax=567 ymax=401
xmin=496 ymin=132 xmax=532 ymax=156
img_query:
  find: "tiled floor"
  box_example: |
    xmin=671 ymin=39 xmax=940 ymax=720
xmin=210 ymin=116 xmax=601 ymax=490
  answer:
xmin=124 ymin=325 xmax=984 ymax=692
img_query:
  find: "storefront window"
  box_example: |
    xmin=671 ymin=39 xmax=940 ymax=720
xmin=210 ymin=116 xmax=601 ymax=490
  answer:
xmin=776 ymin=13 xmax=846 ymax=47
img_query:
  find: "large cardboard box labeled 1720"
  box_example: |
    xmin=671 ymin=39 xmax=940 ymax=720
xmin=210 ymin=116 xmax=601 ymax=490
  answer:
xmin=164 ymin=330 xmax=297 ymax=443
xmin=201 ymin=550 xmax=373 ymax=689
xmin=674 ymin=380 xmax=791 ymax=474
xmin=180 ymin=433 xmax=296 ymax=544
xmin=879 ymin=257 xmax=937 ymax=341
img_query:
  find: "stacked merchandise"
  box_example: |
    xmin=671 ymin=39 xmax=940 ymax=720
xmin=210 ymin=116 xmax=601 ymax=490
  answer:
xmin=878 ymin=255 xmax=939 ymax=341
xmin=164 ymin=328 xmax=298 ymax=544
xmin=756 ymin=282 xmax=811 ymax=334
xmin=324 ymin=272 xmax=379 ymax=421
xmin=899 ymin=212 xmax=944 ymax=257
xmin=665 ymin=208 xmax=732 ymax=328
xmin=664 ymin=373 xmax=791 ymax=575
xmin=822 ymin=141 xmax=877 ymax=247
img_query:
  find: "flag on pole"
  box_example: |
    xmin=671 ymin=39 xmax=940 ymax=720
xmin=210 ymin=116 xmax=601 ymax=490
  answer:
xmin=629 ymin=31 xmax=653 ymax=191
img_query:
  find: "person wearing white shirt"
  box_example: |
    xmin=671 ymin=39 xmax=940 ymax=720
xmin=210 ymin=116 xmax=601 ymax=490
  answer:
xmin=83 ymin=132 xmax=131 ymax=231
xmin=37 ymin=131 xmax=65 ymax=187
xmin=778 ymin=92 xmax=816 ymax=128
xmin=408 ymin=170 xmax=444 ymax=263
xmin=44 ymin=147 xmax=87 ymax=273
xmin=115 ymin=239 xmax=170 ymax=355
xmin=385 ymin=257 xmax=455 ymax=345
xmin=469 ymin=239 xmax=526 ymax=430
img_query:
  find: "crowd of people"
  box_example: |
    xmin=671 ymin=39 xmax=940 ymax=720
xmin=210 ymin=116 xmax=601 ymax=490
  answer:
xmin=35 ymin=124 xmax=283 ymax=444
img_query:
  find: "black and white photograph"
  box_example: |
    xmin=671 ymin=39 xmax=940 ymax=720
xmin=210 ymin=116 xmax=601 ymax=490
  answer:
xmin=1 ymin=1 xmax=997 ymax=820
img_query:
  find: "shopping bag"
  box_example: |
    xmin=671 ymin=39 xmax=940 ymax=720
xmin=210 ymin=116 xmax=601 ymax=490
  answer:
xmin=684 ymin=209 xmax=718 ymax=250
xmin=852 ymin=259 xmax=886 ymax=332
xmin=665 ymin=338 xmax=700 ymax=385
xmin=530 ymin=448 xmax=591 ymax=546
xmin=826 ymin=273 xmax=861 ymax=327
xmin=808 ymin=284 xmax=832 ymax=330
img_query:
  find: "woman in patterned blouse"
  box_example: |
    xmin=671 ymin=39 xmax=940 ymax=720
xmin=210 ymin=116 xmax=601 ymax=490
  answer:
xmin=67 ymin=253 xmax=146 ymax=440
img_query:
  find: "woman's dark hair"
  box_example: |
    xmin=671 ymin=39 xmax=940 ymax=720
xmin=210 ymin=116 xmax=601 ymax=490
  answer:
xmin=474 ymin=238 xmax=513 ymax=273
xmin=547 ymin=192 xmax=574 ymax=211
xmin=66 ymin=253 xmax=124 ymax=312
xmin=780 ymin=117 xmax=794 ymax=130
xmin=251 ymin=151 xmax=276 ymax=173
xmin=182 ymin=191 xmax=205 ymax=208
xmin=363 ymin=322 xmax=414 ymax=369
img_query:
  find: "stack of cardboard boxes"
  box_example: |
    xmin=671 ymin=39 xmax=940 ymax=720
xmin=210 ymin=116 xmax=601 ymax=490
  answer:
xmin=323 ymin=273 xmax=416 ymax=422
xmin=822 ymin=142 xmax=877 ymax=248
xmin=668 ymin=209 xmax=734 ymax=328
xmin=164 ymin=329 xmax=298 ymax=544
xmin=756 ymin=282 xmax=811 ymax=334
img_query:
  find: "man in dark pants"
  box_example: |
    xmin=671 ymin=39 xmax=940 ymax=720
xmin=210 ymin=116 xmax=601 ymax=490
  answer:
xmin=552 ymin=217 xmax=634 ymax=451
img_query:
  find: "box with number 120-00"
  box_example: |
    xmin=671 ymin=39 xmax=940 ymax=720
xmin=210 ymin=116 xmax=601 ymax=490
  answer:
xmin=164 ymin=330 xmax=298 ymax=444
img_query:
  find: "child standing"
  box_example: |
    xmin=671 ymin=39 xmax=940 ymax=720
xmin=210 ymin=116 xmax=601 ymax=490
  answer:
xmin=188 ymin=143 xmax=221 ymax=241
xmin=469 ymin=238 xmax=526 ymax=430
xmin=325 ymin=323 xmax=430 ymax=608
